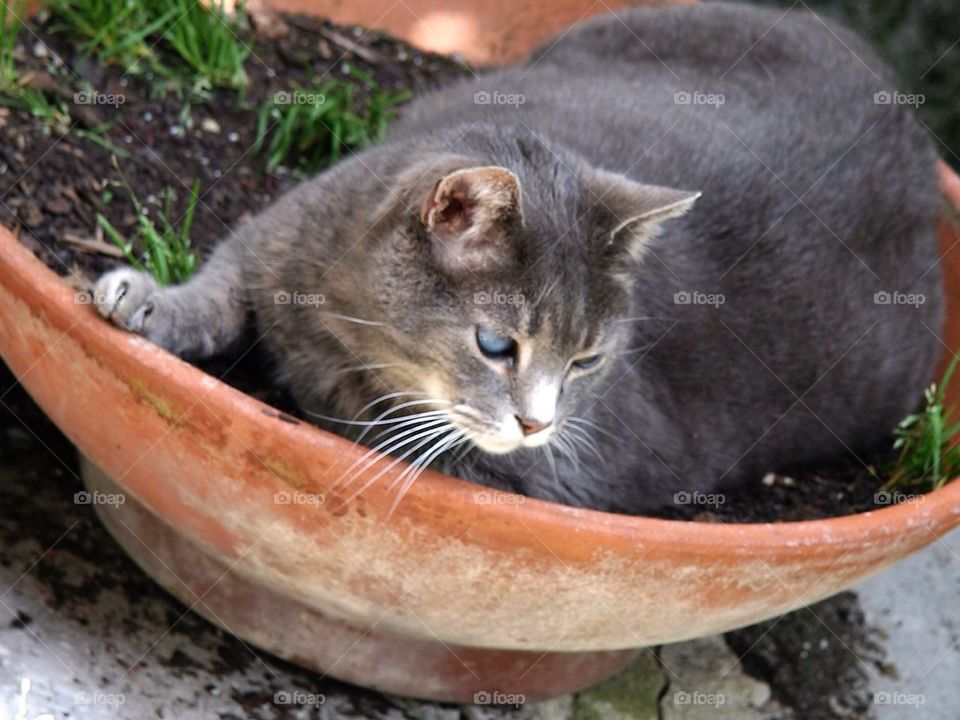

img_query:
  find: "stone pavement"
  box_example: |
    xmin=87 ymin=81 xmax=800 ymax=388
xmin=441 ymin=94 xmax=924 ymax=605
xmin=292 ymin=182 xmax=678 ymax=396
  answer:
xmin=1 ymin=365 xmax=958 ymax=719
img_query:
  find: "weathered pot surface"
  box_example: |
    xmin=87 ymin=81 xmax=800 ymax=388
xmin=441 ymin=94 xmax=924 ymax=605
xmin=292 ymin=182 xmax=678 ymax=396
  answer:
xmin=1 ymin=0 xmax=959 ymax=703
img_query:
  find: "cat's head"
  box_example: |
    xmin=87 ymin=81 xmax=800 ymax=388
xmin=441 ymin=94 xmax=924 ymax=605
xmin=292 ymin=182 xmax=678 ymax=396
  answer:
xmin=323 ymin=146 xmax=698 ymax=456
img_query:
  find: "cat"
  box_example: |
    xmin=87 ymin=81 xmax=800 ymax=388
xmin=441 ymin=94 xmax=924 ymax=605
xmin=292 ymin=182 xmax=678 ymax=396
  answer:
xmin=93 ymin=2 xmax=943 ymax=514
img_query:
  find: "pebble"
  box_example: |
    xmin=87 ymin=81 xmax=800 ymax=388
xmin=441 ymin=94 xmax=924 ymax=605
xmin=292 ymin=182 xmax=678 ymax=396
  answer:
xmin=169 ymin=124 xmax=185 ymax=138
xmin=762 ymin=472 xmax=776 ymax=487
xmin=227 ymin=131 xmax=239 ymax=143
xmin=142 ymin=111 xmax=154 ymax=123
xmin=44 ymin=197 xmax=71 ymax=215
xmin=201 ymin=118 xmax=221 ymax=134
xmin=19 ymin=203 xmax=44 ymax=227
xmin=32 ymin=41 xmax=48 ymax=59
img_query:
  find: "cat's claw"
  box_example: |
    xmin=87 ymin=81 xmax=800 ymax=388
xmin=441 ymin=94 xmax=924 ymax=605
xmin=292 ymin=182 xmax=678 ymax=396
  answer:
xmin=94 ymin=268 xmax=160 ymax=334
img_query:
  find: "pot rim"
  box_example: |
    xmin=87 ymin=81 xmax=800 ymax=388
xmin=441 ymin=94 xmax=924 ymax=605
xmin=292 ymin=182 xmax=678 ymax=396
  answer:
xmin=3 ymin=158 xmax=960 ymax=556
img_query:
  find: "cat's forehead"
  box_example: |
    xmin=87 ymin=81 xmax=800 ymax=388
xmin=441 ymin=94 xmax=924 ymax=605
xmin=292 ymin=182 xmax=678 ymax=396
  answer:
xmin=472 ymin=264 xmax=598 ymax=348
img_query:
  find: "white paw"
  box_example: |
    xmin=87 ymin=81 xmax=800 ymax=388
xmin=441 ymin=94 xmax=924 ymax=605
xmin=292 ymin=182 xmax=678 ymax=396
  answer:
xmin=93 ymin=268 xmax=160 ymax=333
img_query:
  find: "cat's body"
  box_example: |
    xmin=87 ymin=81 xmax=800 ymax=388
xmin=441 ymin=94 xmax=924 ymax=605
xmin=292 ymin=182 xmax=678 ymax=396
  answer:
xmin=95 ymin=2 xmax=943 ymax=513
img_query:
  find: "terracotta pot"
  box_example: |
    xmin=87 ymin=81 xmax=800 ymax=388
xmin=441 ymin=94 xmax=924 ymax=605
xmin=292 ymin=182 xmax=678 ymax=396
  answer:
xmin=2 ymin=0 xmax=960 ymax=704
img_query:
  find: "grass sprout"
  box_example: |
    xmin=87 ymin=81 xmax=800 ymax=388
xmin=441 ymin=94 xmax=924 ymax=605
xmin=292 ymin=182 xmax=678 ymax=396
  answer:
xmin=255 ymin=68 xmax=408 ymax=174
xmin=98 ymin=161 xmax=201 ymax=285
xmin=887 ymin=353 xmax=960 ymax=491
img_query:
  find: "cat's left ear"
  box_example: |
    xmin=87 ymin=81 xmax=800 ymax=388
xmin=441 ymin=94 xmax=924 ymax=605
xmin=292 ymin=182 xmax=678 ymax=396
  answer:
xmin=587 ymin=169 xmax=700 ymax=261
xmin=420 ymin=166 xmax=523 ymax=273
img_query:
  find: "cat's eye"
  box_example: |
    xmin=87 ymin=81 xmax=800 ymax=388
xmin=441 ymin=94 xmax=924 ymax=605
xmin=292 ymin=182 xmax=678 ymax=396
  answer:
xmin=571 ymin=354 xmax=602 ymax=371
xmin=476 ymin=326 xmax=518 ymax=364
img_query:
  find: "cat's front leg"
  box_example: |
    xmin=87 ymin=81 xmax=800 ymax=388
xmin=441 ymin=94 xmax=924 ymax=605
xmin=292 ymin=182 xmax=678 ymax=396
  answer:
xmin=93 ymin=241 xmax=247 ymax=360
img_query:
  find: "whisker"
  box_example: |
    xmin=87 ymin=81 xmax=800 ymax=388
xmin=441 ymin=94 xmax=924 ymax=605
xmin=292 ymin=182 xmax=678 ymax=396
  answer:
xmin=306 ymin=408 xmax=445 ymax=428
xmin=553 ymin=433 xmax=582 ymax=475
xmin=334 ymin=419 xmax=450 ymax=490
xmin=354 ymin=398 xmax=450 ymax=444
xmin=350 ymin=390 xmax=427 ymax=422
xmin=330 ymin=363 xmax=401 ymax=376
xmin=369 ymin=411 xmax=450 ymax=440
xmin=388 ymin=431 xmax=470 ymax=516
xmin=337 ymin=425 xmax=453 ymax=506
xmin=564 ymin=421 xmax=605 ymax=464
xmin=544 ymin=444 xmax=560 ymax=486
xmin=318 ymin=312 xmax=386 ymax=327
xmin=386 ymin=428 xmax=463 ymax=493
xmin=568 ymin=416 xmax=619 ymax=443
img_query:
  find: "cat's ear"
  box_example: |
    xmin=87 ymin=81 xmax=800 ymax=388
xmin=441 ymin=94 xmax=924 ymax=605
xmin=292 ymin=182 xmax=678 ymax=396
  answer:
xmin=587 ymin=169 xmax=700 ymax=261
xmin=420 ymin=166 xmax=523 ymax=273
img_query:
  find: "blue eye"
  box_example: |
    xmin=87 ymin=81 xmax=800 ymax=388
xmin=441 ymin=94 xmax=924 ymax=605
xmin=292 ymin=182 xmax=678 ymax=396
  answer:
xmin=572 ymin=354 xmax=602 ymax=370
xmin=476 ymin=326 xmax=517 ymax=363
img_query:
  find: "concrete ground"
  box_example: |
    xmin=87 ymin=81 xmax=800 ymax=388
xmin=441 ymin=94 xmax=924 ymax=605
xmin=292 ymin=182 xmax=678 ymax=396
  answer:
xmin=1 ymin=364 xmax=958 ymax=720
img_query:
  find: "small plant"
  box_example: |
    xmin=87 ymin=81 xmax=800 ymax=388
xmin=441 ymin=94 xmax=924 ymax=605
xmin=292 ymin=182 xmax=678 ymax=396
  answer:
xmin=1 ymin=86 xmax=71 ymax=131
xmin=886 ymin=354 xmax=960 ymax=491
xmin=0 ymin=0 xmax=25 ymax=91
xmin=48 ymin=0 xmax=247 ymax=89
xmin=98 ymin=163 xmax=201 ymax=286
xmin=255 ymin=68 xmax=408 ymax=174
xmin=152 ymin=0 xmax=249 ymax=91
xmin=47 ymin=0 xmax=176 ymax=69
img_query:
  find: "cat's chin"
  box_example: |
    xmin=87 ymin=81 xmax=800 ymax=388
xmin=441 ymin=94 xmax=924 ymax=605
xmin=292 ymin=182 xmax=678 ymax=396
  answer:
xmin=472 ymin=430 xmax=554 ymax=455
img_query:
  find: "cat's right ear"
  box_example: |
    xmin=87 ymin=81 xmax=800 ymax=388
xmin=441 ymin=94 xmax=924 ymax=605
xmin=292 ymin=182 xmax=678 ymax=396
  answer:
xmin=586 ymin=169 xmax=700 ymax=262
xmin=419 ymin=166 xmax=524 ymax=274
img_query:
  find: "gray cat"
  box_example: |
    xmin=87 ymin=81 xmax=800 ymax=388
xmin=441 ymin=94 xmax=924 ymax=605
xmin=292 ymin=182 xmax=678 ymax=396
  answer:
xmin=94 ymin=2 xmax=943 ymax=514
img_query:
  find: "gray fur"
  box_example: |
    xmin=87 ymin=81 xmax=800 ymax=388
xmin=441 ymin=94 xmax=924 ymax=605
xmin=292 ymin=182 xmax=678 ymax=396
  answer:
xmin=95 ymin=2 xmax=943 ymax=513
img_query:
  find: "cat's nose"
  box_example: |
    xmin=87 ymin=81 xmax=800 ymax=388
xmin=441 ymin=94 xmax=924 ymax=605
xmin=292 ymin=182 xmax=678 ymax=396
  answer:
xmin=516 ymin=416 xmax=551 ymax=436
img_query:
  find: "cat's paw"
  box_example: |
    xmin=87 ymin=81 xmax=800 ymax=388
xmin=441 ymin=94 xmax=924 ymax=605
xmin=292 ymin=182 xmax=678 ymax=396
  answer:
xmin=93 ymin=267 xmax=160 ymax=333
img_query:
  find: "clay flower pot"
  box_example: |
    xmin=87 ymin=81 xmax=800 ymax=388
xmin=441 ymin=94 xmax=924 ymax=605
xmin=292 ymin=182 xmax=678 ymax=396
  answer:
xmin=2 ymin=0 xmax=960 ymax=704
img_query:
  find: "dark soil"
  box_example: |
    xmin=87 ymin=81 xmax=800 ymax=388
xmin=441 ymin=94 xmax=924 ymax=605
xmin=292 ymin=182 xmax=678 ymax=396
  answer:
xmin=656 ymin=454 xmax=905 ymax=524
xmin=0 ymin=10 xmax=930 ymax=524
xmin=0 ymin=10 xmax=468 ymax=283
xmin=727 ymin=591 xmax=894 ymax=720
